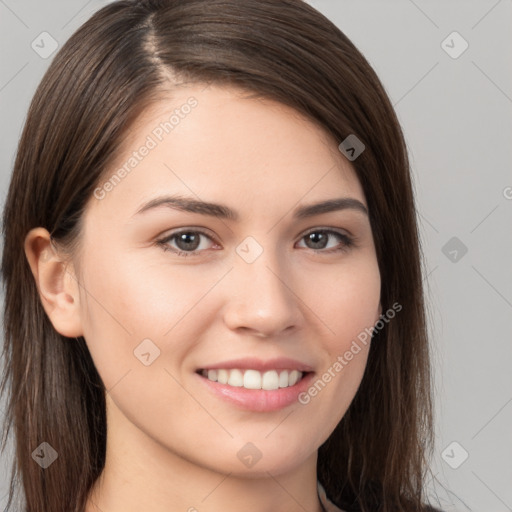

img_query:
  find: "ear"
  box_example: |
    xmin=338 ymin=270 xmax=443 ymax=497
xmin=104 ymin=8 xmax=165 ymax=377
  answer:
xmin=24 ymin=227 xmax=84 ymax=338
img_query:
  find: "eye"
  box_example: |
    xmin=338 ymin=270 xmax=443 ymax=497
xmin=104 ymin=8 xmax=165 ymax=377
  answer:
xmin=296 ymin=229 xmax=355 ymax=254
xmin=156 ymin=227 xmax=356 ymax=258
xmin=156 ymin=229 xmax=218 ymax=257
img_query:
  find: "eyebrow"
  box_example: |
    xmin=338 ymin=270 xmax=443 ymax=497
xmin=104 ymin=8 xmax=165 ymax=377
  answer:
xmin=133 ymin=194 xmax=368 ymax=220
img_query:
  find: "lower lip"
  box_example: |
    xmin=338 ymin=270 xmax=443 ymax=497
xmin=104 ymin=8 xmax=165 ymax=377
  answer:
xmin=196 ymin=371 xmax=315 ymax=412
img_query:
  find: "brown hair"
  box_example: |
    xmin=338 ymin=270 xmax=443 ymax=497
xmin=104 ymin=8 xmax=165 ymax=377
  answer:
xmin=1 ymin=1 xmax=437 ymax=510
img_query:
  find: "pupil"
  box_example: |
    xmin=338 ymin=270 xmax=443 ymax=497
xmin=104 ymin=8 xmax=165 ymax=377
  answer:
xmin=308 ymin=232 xmax=326 ymax=249
xmin=178 ymin=232 xmax=199 ymax=250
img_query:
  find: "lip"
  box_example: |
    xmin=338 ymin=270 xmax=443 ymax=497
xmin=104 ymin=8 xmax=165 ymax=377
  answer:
xmin=197 ymin=357 xmax=314 ymax=373
xmin=196 ymin=369 xmax=316 ymax=412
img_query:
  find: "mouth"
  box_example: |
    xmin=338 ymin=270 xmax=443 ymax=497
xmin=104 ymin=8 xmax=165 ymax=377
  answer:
xmin=194 ymin=356 xmax=315 ymax=411
xmin=196 ymin=368 xmax=311 ymax=390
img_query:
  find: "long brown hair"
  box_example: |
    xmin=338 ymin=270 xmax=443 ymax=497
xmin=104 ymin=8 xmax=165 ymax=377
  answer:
xmin=1 ymin=1 xmax=437 ymax=510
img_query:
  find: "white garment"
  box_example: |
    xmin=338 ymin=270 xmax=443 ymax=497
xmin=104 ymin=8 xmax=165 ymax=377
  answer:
xmin=317 ymin=481 xmax=346 ymax=512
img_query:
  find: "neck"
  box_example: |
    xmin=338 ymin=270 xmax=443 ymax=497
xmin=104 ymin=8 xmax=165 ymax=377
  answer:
xmin=86 ymin=395 xmax=324 ymax=512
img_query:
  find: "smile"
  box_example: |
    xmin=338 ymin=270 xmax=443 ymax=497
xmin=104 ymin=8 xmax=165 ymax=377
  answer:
xmin=199 ymin=368 xmax=304 ymax=390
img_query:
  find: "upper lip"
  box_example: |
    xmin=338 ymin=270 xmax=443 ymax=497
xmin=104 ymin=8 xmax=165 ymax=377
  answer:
xmin=198 ymin=357 xmax=314 ymax=373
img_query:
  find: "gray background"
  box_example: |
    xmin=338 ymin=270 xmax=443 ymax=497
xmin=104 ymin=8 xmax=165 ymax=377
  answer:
xmin=0 ymin=0 xmax=511 ymax=510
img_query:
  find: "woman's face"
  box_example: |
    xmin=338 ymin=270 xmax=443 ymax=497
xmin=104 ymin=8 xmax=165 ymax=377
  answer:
xmin=72 ymin=84 xmax=381 ymax=476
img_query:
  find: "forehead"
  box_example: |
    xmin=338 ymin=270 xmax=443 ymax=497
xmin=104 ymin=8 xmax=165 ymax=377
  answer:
xmin=87 ymin=83 xmax=366 ymax=221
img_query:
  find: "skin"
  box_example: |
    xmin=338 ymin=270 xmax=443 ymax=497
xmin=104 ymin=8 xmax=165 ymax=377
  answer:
xmin=25 ymin=83 xmax=381 ymax=512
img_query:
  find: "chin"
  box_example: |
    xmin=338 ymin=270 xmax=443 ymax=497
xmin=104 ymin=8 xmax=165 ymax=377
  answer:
xmin=231 ymin=446 xmax=312 ymax=477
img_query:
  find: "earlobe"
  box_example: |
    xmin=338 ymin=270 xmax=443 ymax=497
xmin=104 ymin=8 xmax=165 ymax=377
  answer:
xmin=24 ymin=227 xmax=84 ymax=338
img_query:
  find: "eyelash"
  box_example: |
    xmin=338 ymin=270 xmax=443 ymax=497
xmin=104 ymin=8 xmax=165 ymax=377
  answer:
xmin=156 ymin=227 xmax=356 ymax=258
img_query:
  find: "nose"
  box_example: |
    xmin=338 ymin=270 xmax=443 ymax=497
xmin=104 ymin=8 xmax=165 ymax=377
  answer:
xmin=222 ymin=247 xmax=304 ymax=338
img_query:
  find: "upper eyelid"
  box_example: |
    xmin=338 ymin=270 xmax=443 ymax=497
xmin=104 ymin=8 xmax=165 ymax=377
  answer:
xmin=301 ymin=226 xmax=350 ymax=237
xmin=158 ymin=227 xmax=217 ymax=244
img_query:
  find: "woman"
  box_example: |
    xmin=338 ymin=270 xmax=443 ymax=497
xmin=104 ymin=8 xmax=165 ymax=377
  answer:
xmin=1 ymin=1 xmax=440 ymax=511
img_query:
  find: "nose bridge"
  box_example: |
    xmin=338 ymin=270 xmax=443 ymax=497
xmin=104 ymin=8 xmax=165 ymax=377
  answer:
xmin=223 ymin=235 xmax=302 ymax=336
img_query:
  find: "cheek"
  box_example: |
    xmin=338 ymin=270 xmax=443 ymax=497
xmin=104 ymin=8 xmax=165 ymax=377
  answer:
xmin=301 ymin=253 xmax=381 ymax=352
xmin=295 ymin=255 xmax=380 ymax=425
xmin=77 ymin=249 xmax=228 ymax=385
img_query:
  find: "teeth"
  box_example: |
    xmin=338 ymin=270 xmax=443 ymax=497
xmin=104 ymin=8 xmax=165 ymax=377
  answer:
xmin=201 ymin=368 xmax=304 ymax=389
xmin=228 ymin=369 xmax=243 ymax=387
xmin=288 ymin=370 xmax=301 ymax=386
xmin=244 ymin=369 xmax=263 ymax=389
xmin=261 ymin=370 xmax=279 ymax=390
xmin=217 ymin=369 xmax=228 ymax=384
